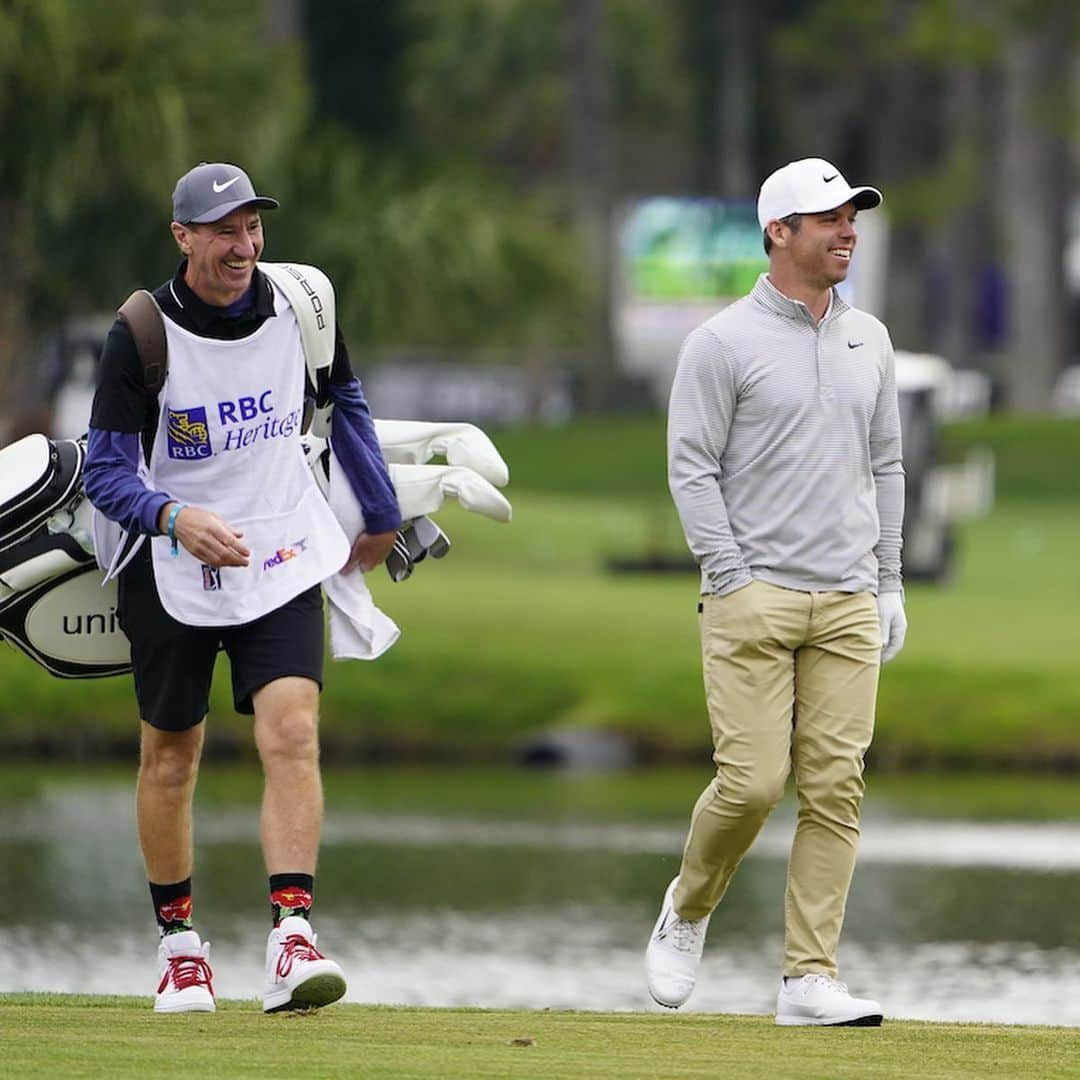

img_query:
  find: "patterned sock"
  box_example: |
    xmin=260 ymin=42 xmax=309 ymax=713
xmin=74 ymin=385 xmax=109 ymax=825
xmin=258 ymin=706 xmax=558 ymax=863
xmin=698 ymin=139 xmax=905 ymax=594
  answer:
xmin=269 ymin=873 xmax=314 ymax=926
xmin=150 ymin=878 xmax=194 ymax=936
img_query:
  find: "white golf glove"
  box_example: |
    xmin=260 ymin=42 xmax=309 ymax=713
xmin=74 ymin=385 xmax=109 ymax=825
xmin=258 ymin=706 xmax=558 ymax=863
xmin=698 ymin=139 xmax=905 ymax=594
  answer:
xmin=877 ymin=591 xmax=907 ymax=663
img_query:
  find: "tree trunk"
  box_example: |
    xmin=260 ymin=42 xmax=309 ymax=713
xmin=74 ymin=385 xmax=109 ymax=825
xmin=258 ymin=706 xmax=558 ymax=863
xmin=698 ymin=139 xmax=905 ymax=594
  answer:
xmin=999 ymin=22 xmax=1072 ymax=412
xmin=932 ymin=40 xmax=986 ymax=374
xmin=265 ymin=0 xmax=301 ymax=41
xmin=689 ymin=0 xmax=753 ymax=198
xmin=715 ymin=0 xmax=754 ymax=200
xmin=0 ymin=195 xmax=30 ymax=441
xmin=873 ymin=51 xmax=931 ymax=353
xmin=565 ymin=0 xmax=618 ymax=411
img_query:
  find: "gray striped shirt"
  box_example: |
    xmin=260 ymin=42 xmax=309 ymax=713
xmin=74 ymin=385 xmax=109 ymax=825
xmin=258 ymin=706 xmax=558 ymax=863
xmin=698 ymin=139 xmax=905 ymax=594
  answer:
xmin=667 ymin=273 xmax=904 ymax=597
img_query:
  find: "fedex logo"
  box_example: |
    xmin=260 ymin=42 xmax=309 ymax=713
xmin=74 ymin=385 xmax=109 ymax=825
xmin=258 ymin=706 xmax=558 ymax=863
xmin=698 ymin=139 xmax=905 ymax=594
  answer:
xmin=263 ymin=537 xmax=308 ymax=572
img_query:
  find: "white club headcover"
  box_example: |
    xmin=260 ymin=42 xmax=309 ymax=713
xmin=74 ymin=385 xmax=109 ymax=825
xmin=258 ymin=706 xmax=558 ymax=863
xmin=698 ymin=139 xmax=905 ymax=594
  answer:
xmin=301 ymin=434 xmax=511 ymax=525
xmin=388 ymin=463 xmax=512 ymax=524
xmin=374 ymin=420 xmax=510 ymax=488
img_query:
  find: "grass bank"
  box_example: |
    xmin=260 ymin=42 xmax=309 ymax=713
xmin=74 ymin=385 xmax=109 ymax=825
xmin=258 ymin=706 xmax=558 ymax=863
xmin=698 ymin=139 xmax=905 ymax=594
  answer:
xmin=0 ymin=417 xmax=1077 ymax=767
xmin=2 ymin=997 xmax=1078 ymax=1080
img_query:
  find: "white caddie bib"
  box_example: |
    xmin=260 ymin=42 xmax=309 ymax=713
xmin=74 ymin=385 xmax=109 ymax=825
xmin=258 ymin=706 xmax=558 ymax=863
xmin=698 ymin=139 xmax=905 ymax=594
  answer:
xmin=148 ymin=281 xmax=348 ymax=626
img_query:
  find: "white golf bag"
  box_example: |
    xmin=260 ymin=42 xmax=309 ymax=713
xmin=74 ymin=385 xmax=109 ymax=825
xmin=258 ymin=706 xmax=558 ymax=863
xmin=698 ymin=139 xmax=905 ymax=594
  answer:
xmin=0 ymin=434 xmax=130 ymax=677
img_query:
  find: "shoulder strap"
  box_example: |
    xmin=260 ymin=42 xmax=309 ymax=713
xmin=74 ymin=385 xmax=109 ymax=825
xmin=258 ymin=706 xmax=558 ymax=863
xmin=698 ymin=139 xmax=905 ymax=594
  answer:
xmin=259 ymin=262 xmax=337 ymax=437
xmin=118 ymin=290 xmax=167 ymax=395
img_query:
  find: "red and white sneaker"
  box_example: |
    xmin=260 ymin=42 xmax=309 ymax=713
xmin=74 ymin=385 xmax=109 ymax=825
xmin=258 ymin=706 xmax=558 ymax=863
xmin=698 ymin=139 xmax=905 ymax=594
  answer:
xmin=155 ymin=930 xmax=215 ymax=1013
xmin=263 ymin=916 xmax=346 ymax=1013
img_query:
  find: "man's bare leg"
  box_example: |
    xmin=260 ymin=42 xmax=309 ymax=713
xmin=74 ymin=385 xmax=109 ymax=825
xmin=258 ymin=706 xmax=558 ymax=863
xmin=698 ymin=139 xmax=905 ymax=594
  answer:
xmin=138 ymin=720 xmax=215 ymax=1013
xmin=253 ymin=676 xmax=322 ymax=875
xmin=137 ymin=720 xmax=204 ymax=883
xmin=253 ymin=676 xmax=344 ymax=1012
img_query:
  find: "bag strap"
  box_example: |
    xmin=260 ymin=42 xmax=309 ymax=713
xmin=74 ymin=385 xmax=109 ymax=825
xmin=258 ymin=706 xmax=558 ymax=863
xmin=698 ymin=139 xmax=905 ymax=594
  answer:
xmin=118 ymin=290 xmax=167 ymax=395
xmin=258 ymin=262 xmax=336 ymax=437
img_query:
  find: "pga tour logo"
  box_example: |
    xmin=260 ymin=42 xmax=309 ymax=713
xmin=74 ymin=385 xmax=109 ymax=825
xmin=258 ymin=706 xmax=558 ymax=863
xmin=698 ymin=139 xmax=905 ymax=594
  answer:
xmin=263 ymin=538 xmax=309 ymax=572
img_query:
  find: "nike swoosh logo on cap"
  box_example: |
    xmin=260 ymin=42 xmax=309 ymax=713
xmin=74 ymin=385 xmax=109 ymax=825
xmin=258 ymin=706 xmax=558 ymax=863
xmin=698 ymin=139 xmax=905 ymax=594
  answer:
xmin=212 ymin=176 xmax=241 ymax=193
xmin=823 ymin=173 xmax=839 ymax=182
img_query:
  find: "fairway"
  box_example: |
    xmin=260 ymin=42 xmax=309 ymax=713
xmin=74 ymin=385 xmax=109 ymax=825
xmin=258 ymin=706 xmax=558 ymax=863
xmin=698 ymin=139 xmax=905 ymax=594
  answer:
xmin=2 ymin=417 xmax=1080 ymax=768
xmin=2 ymin=997 xmax=1078 ymax=1079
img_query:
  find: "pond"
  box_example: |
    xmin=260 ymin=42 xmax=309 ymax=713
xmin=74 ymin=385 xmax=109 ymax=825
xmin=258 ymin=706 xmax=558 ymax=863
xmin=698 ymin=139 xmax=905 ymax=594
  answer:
xmin=1 ymin=766 xmax=1079 ymax=1026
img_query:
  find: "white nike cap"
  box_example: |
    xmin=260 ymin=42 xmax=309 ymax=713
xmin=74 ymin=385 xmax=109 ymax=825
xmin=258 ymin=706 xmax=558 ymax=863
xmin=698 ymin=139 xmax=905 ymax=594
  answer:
xmin=172 ymin=162 xmax=279 ymax=224
xmin=756 ymin=158 xmax=882 ymax=231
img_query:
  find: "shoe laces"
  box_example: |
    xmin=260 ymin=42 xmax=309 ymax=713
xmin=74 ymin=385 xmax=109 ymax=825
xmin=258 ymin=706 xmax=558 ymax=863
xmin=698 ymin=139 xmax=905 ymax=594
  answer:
xmin=275 ymin=933 xmax=326 ymax=978
xmin=159 ymin=954 xmax=214 ymax=996
xmin=665 ymin=914 xmax=706 ymax=954
xmin=796 ymin=973 xmax=847 ymax=995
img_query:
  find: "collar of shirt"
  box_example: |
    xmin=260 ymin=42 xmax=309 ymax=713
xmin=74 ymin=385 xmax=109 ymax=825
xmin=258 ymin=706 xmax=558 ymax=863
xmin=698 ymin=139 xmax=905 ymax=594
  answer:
xmin=752 ymin=272 xmax=848 ymax=326
xmin=168 ymin=261 xmax=276 ymax=334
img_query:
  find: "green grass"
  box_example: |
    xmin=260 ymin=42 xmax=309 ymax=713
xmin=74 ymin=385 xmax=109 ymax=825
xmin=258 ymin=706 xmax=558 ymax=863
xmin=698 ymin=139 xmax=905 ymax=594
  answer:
xmin=494 ymin=413 xmax=1080 ymax=502
xmin=1 ymin=417 xmax=1079 ymax=766
xmin=2 ymin=997 xmax=1078 ymax=1080
xmin=941 ymin=416 xmax=1080 ymax=500
xmin=490 ymin=417 xmax=671 ymax=497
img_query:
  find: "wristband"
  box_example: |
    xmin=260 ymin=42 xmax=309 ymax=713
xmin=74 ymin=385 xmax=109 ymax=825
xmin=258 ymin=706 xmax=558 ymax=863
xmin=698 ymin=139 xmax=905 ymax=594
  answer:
xmin=165 ymin=502 xmax=187 ymax=558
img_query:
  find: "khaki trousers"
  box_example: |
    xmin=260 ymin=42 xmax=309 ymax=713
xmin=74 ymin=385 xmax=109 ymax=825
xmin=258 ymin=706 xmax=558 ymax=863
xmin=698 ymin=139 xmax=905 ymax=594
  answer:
xmin=674 ymin=580 xmax=881 ymax=978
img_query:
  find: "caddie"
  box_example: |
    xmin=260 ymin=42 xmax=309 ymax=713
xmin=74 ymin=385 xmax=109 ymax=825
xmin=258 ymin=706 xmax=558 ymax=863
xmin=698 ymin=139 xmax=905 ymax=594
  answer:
xmin=83 ymin=162 xmax=401 ymax=1014
xmin=645 ymin=157 xmax=907 ymax=1026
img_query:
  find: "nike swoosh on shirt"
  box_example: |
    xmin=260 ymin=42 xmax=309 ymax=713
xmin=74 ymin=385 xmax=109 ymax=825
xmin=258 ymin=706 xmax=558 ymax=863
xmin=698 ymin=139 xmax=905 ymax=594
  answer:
xmin=212 ymin=176 xmax=241 ymax=193
xmin=848 ymin=341 xmax=864 ymax=349
xmin=823 ymin=173 xmax=839 ymax=182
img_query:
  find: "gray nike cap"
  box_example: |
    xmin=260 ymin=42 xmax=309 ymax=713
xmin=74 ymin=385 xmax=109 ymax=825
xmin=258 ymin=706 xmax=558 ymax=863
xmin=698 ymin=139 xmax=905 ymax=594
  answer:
xmin=172 ymin=162 xmax=279 ymax=224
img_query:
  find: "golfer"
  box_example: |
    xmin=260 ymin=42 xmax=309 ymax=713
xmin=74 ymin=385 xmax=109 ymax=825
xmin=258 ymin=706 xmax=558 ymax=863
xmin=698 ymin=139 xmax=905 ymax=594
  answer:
xmin=645 ymin=157 xmax=906 ymax=1026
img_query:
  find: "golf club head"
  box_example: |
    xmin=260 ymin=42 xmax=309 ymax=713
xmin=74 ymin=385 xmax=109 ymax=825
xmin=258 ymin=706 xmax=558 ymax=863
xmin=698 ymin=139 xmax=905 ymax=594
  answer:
xmin=385 ymin=530 xmax=416 ymax=582
xmin=385 ymin=516 xmax=453 ymax=582
xmin=411 ymin=515 xmax=451 ymax=559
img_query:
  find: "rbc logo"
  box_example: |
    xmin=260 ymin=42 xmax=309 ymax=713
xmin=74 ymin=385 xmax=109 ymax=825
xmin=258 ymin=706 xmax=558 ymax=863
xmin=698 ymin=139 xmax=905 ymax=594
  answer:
xmin=167 ymin=407 xmax=212 ymax=459
xmin=218 ymin=391 xmax=273 ymax=425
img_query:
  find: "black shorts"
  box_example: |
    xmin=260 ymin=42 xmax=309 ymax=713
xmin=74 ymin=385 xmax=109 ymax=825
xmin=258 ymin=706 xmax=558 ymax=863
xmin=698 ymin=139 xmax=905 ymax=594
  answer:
xmin=117 ymin=544 xmax=325 ymax=731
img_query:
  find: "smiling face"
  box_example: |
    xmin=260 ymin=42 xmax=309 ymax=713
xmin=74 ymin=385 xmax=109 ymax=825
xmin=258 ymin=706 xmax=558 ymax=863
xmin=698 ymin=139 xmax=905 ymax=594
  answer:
xmin=171 ymin=206 xmax=265 ymax=307
xmin=771 ymin=202 xmax=858 ymax=292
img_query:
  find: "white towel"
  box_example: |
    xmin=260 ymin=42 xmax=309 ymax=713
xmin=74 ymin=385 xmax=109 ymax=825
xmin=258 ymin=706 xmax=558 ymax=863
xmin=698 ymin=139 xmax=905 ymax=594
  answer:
xmin=322 ymin=449 xmax=400 ymax=661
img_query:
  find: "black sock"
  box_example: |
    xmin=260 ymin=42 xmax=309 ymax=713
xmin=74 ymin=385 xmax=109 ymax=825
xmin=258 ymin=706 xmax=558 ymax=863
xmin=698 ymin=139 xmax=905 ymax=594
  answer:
xmin=269 ymin=873 xmax=314 ymax=926
xmin=150 ymin=878 xmax=193 ymax=936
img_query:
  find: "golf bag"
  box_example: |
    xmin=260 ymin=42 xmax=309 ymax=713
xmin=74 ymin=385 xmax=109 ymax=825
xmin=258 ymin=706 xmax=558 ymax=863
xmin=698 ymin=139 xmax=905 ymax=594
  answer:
xmin=0 ymin=434 xmax=131 ymax=677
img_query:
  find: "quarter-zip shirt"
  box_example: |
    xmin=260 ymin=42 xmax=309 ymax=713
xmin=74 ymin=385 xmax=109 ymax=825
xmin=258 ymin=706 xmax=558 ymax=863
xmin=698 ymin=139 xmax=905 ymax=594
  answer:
xmin=667 ymin=273 xmax=904 ymax=597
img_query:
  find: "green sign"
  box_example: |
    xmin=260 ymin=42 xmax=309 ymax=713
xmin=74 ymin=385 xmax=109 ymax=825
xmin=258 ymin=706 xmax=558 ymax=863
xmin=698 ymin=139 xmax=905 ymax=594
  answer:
xmin=622 ymin=198 xmax=766 ymax=302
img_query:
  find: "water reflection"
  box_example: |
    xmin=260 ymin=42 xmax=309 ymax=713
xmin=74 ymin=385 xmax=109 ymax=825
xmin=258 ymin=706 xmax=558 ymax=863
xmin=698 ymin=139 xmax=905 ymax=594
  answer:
xmin=1 ymin=773 xmax=1079 ymax=1026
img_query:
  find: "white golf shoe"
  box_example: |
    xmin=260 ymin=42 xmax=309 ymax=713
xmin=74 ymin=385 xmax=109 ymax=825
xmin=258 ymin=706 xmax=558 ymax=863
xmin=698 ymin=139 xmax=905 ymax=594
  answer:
xmin=775 ymin=973 xmax=883 ymax=1026
xmin=155 ymin=930 xmax=215 ymax=1013
xmin=263 ymin=915 xmax=347 ymax=1013
xmin=645 ymin=876 xmax=711 ymax=1008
